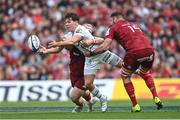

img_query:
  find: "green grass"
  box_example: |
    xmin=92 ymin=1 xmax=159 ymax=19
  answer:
xmin=0 ymin=99 xmax=180 ymax=119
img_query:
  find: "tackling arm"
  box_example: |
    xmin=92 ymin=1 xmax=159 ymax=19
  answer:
xmin=80 ymin=37 xmax=104 ymax=47
xmin=94 ymin=37 xmax=104 ymax=45
xmin=91 ymin=38 xmax=112 ymax=55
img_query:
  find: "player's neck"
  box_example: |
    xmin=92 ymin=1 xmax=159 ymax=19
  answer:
xmin=116 ymin=18 xmax=125 ymax=23
xmin=71 ymin=23 xmax=79 ymax=32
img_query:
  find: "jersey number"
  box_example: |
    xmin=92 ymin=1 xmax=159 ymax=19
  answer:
xmin=127 ymin=25 xmax=141 ymax=32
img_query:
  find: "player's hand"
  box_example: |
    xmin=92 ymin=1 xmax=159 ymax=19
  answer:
xmin=38 ymin=45 xmax=47 ymax=54
xmin=48 ymin=40 xmax=59 ymax=48
xmin=84 ymin=51 xmax=92 ymax=57
xmin=80 ymin=39 xmax=94 ymax=47
xmin=80 ymin=40 xmax=89 ymax=47
xmin=60 ymin=33 xmax=66 ymax=41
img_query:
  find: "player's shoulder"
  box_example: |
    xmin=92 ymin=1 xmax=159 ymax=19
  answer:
xmin=64 ymin=32 xmax=73 ymax=39
xmin=75 ymin=25 xmax=86 ymax=33
xmin=115 ymin=20 xmax=130 ymax=27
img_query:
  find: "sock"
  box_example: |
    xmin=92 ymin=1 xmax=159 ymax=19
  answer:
xmin=124 ymin=82 xmax=137 ymax=106
xmin=91 ymin=87 xmax=103 ymax=100
xmin=76 ymin=99 xmax=84 ymax=107
xmin=83 ymin=92 xmax=91 ymax=102
xmin=139 ymin=73 xmax=158 ymax=98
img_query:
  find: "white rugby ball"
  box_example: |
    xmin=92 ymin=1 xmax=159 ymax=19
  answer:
xmin=28 ymin=35 xmax=40 ymax=52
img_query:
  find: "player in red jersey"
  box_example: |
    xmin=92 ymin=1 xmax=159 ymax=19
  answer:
xmin=38 ymin=40 xmax=96 ymax=113
xmin=88 ymin=12 xmax=163 ymax=112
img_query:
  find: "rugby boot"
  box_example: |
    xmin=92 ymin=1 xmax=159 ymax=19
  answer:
xmin=100 ymin=95 xmax=108 ymax=112
xmin=131 ymin=104 xmax=141 ymax=112
xmin=154 ymin=97 xmax=163 ymax=110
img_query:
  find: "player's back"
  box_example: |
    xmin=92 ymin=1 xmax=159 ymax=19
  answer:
xmin=110 ymin=20 xmax=153 ymax=53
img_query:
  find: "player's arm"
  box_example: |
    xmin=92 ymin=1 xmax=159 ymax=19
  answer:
xmin=83 ymin=38 xmax=112 ymax=57
xmin=38 ymin=45 xmax=64 ymax=54
xmin=92 ymin=27 xmax=115 ymax=55
xmin=94 ymin=37 xmax=104 ymax=45
xmin=92 ymin=38 xmax=112 ymax=55
xmin=86 ymin=28 xmax=114 ymax=56
xmin=81 ymin=37 xmax=104 ymax=47
xmin=48 ymin=35 xmax=82 ymax=48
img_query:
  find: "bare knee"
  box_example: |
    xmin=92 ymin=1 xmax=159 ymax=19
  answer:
xmin=121 ymin=74 xmax=131 ymax=83
xmin=121 ymin=68 xmax=133 ymax=83
xmin=70 ymin=87 xmax=84 ymax=102
xmin=85 ymin=75 xmax=95 ymax=91
xmin=70 ymin=93 xmax=79 ymax=102
xmin=116 ymin=59 xmax=123 ymax=68
xmin=85 ymin=81 xmax=93 ymax=88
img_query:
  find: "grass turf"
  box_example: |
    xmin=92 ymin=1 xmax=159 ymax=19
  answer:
xmin=0 ymin=99 xmax=180 ymax=119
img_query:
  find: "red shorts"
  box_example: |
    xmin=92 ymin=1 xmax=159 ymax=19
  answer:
xmin=69 ymin=55 xmax=86 ymax=90
xmin=123 ymin=48 xmax=155 ymax=71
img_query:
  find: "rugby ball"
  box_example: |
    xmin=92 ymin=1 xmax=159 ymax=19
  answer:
xmin=28 ymin=35 xmax=40 ymax=52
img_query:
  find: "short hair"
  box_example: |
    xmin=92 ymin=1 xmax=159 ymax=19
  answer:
xmin=64 ymin=13 xmax=80 ymax=22
xmin=111 ymin=12 xmax=121 ymax=17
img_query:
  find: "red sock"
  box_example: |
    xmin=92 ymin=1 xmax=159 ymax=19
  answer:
xmin=124 ymin=82 xmax=137 ymax=106
xmin=79 ymin=102 xmax=84 ymax=107
xmin=139 ymin=73 xmax=158 ymax=98
xmin=83 ymin=93 xmax=91 ymax=102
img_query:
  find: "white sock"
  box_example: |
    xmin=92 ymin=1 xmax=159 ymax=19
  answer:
xmin=91 ymin=87 xmax=103 ymax=100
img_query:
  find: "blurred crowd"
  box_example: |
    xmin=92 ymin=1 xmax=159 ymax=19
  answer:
xmin=0 ymin=0 xmax=179 ymax=80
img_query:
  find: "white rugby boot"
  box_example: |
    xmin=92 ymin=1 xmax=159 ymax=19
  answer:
xmin=100 ymin=95 xmax=108 ymax=112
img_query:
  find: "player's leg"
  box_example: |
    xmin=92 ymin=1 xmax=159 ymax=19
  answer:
xmin=138 ymin=66 xmax=163 ymax=109
xmin=138 ymin=70 xmax=163 ymax=110
xmin=121 ymin=67 xmax=141 ymax=112
xmin=121 ymin=52 xmax=141 ymax=112
xmin=82 ymin=90 xmax=97 ymax=112
xmin=99 ymin=50 xmax=123 ymax=68
xmin=136 ymin=49 xmax=163 ymax=110
xmin=100 ymin=51 xmax=140 ymax=111
xmin=70 ymin=87 xmax=85 ymax=113
xmin=72 ymin=76 xmax=97 ymax=112
xmin=138 ymin=67 xmax=158 ymax=98
xmin=84 ymin=58 xmax=107 ymax=112
xmin=84 ymin=74 xmax=107 ymax=112
xmin=84 ymin=57 xmax=108 ymax=105
xmin=85 ymin=74 xmax=106 ymax=102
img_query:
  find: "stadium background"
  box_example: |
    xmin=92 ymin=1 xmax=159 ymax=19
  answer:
xmin=0 ymin=0 xmax=179 ymax=101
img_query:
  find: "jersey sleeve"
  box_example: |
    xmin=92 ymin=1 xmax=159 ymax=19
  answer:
xmin=105 ymin=27 xmax=114 ymax=40
xmin=64 ymin=32 xmax=72 ymax=39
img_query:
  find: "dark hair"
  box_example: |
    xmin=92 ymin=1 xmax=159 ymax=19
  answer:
xmin=64 ymin=13 xmax=80 ymax=21
xmin=111 ymin=12 xmax=121 ymax=17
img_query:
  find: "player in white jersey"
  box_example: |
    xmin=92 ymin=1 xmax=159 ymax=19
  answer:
xmin=38 ymin=30 xmax=98 ymax=113
xmin=48 ymin=13 xmax=123 ymax=112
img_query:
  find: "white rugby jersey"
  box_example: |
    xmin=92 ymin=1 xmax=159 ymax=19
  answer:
xmin=64 ymin=32 xmax=73 ymax=39
xmin=73 ymin=25 xmax=99 ymax=53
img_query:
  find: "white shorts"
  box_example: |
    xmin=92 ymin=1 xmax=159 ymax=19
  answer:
xmin=84 ymin=50 xmax=121 ymax=75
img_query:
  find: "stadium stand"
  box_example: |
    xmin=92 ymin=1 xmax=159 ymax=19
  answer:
xmin=0 ymin=0 xmax=179 ymax=80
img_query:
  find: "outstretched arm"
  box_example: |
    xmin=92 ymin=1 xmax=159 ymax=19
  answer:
xmin=38 ymin=45 xmax=64 ymax=54
xmin=48 ymin=35 xmax=82 ymax=48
